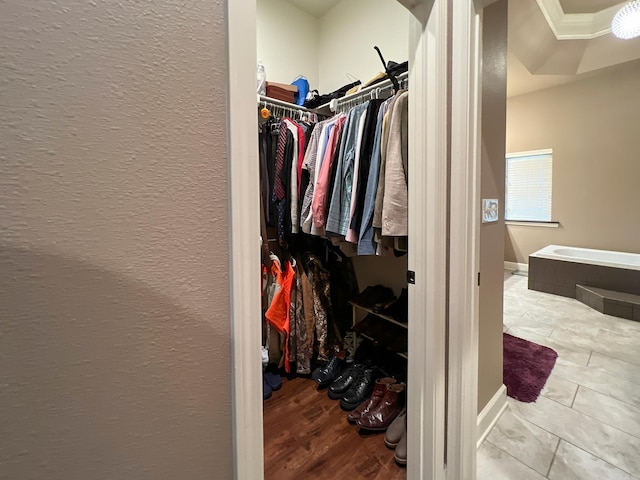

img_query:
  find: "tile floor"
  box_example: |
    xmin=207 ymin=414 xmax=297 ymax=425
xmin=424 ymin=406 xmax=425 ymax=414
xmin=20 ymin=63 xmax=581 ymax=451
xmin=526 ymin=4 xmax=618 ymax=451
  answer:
xmin=478 ymin=271 xmax=640 ymax=479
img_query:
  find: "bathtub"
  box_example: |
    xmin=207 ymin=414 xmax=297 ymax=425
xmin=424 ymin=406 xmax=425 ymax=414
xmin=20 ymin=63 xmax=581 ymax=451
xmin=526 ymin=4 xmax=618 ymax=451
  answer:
xmin=528 ymin=245 xmax=640 ymax=298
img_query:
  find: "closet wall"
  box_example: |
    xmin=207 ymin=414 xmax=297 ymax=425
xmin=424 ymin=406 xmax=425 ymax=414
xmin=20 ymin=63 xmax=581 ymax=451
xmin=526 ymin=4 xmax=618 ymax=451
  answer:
xmin=257 ymin=0 xmax=320 ymax=88
xmin=318 ymin=0 xmax=410 ymax=92
xmin=257 ymin=0 xmax=409 ymax=94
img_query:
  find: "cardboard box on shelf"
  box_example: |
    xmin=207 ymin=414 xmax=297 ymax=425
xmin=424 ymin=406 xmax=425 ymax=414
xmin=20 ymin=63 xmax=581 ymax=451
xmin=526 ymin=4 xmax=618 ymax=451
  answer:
xmin=266 ymin=82 xmax=297 ymax=104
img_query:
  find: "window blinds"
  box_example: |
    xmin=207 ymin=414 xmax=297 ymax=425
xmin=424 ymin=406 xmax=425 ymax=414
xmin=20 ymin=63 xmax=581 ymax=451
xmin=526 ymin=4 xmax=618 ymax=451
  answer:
xmin=505 ymin=150 xmax=553 ymax=222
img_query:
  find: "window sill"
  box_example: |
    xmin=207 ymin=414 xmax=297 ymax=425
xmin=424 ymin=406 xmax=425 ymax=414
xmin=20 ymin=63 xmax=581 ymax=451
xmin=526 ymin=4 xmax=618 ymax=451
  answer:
xmin=506 ymin=221 xmax=559 ymax=228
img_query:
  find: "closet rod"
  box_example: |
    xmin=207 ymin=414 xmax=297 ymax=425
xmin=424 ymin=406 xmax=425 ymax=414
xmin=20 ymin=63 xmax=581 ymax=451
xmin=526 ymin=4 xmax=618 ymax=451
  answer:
xmin=328 ymin=71 xmax=409 ymax=112
xmin=257 ymin=94 xmax=312 ymax=113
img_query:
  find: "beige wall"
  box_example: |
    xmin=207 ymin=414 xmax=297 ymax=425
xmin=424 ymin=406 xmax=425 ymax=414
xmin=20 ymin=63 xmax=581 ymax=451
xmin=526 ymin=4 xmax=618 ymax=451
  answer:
xmin=318 ymin=0 xmax=410 ymax=93
xmin=478 ymin=0 xmax=508 ymax=413
xmin=0 ymin=1 xmax=233 ymax=478
xmin=351 ymin=255 xmax=408 ymax=297
xmin=505 ymin=60 xmax=640 ymax=264
xmin=257 ymin=0 xmax=320 ymax=89
xmin=257 ymin=0 xmax=409 ymax=97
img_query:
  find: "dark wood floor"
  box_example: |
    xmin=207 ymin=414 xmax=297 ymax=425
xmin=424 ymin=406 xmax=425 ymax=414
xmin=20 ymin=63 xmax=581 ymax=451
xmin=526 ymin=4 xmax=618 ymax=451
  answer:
xmin=263 ymin=377 xmax=406 ymax=480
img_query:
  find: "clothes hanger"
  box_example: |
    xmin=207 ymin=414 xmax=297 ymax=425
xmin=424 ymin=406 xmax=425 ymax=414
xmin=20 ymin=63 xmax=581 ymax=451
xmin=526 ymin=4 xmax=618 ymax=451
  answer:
xmin=345 ymin=73 xmax=359 ymax=83
xmin=260 ymin=100 xmax=271 ymax=120
xmin=374 ymin=46 xmax=400 ymax=93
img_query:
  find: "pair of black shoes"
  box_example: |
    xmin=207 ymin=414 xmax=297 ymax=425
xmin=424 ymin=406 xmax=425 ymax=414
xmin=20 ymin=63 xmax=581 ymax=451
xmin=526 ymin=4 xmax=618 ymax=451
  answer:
xmin=328 ymin=364 xmax=378 ymax=411
xmin=312 ymin=355 xmax=345 ymax=389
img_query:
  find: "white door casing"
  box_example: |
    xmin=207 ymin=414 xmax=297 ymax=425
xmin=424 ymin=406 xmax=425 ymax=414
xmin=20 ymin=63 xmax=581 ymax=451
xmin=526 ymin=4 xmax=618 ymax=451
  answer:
xmin=226 ymin=0 xmax=264 ymax=479
xmin=406 ymin=1 xmax=448 ymax=479
xmin=226 ymin=1 xmax=483 ymax=478
xmin=448 ymin=1 xmax=482 ymax=479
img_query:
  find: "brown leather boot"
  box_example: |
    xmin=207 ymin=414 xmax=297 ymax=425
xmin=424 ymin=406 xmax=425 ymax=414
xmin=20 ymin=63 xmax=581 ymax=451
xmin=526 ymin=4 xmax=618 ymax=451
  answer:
xmin=356 ymin=383 xmax=405 ymax=431
xmin=347 ymin=377 xmax=396 ymax=423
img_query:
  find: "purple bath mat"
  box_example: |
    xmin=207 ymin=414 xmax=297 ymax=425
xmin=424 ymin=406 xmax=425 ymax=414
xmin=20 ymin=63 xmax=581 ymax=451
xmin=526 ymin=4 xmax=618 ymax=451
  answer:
xmin=504 ymin=333 xmax=558 ymax=403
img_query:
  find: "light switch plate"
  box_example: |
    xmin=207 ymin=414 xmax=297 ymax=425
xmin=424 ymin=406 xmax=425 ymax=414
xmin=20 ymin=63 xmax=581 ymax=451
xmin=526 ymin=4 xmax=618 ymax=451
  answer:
xmin=482 ymin=199 xmax=499 ymax=223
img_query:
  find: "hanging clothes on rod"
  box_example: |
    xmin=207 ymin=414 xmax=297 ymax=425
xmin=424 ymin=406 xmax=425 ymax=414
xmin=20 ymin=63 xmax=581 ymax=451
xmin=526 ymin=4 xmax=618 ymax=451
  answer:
xmin=315 ymin=89 xmax=409 ymax=256
xmin=258 ymin=78 xmax=409 ymax=257
xmin=329 ymin=71 xmax=408 ymax=114
xmin=256 ymin=84 xmax=407 ymax=376
xmin=258 ymin=94 xmax=321 ymax=123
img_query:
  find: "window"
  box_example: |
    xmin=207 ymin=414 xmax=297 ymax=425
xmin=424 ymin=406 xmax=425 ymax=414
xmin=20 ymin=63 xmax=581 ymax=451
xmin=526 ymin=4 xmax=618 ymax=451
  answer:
xmin=505 ymin=149 xmax=553 ymax=222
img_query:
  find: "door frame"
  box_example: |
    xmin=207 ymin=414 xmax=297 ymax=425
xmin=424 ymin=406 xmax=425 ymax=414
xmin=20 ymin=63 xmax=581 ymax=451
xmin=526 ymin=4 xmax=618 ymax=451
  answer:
xmin=405 ymin=2 xmax=448 ymax=478
xmin=226 ymin=1 xmax=483 ymax=478
xmin=447 ymin=1 xmax=483 ymax=478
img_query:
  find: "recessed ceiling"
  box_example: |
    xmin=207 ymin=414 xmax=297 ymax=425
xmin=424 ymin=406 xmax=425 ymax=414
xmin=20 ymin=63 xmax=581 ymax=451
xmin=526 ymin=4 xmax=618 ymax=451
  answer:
xmin=282 ymin=0 xmax=638 ymax=96
xmin=508 ymin=54 xmax=640 ymax=97
xmin=283 ymin=0 xmax=342 ymax=18
xmin=559 ymin=0 xmax=623 ymax=14
xmin=507 ymin=53 xmax=578 ymax=97
xmin=508 ymin=0 xmax=640 ymax=96
xmin=535 ymin=0 xmax=627 ymax=39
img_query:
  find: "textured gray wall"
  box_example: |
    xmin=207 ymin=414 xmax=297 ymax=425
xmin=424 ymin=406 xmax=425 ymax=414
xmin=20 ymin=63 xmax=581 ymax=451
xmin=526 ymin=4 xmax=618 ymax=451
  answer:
xmin=0 ymin=1 xmax=233 ymax=478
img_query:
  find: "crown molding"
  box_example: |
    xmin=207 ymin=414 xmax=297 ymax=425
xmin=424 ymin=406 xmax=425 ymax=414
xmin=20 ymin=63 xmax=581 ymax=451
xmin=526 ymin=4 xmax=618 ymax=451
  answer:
xmin=535 ymin=0 xmax=625 ymax=39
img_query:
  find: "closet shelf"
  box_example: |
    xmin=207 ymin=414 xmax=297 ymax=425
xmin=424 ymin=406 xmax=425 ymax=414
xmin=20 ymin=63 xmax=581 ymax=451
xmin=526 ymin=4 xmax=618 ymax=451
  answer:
xmin=358 ymin=332 xmax=408 ymax=360
xmin=258 ymin=70 xmax=408 ymax=116
xmin=350 ymin=301 xmax=408 ymax=361
xmin=349 ymin=301 xmax=408 ymax=329
xmin=320 ymin=71 xmax=409 ymax=113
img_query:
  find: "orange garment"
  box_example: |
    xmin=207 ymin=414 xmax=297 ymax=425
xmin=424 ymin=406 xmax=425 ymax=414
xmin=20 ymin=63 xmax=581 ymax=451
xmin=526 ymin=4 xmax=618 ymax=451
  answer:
xmin=265 ymin=256 xmax=296 ymax=373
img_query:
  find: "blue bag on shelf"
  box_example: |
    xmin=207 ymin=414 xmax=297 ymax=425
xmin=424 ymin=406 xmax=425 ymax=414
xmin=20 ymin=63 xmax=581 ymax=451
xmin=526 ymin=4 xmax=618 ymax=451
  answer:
xmin=291 ymin=76 xmax=309 ymax=106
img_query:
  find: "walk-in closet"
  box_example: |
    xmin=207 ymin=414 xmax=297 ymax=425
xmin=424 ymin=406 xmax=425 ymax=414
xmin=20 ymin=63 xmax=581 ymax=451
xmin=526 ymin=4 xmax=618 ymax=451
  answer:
xmin=227 ymin=0 xmax=485 ymax=478
xmin=257 ymin=1 xmax=413 ymax=478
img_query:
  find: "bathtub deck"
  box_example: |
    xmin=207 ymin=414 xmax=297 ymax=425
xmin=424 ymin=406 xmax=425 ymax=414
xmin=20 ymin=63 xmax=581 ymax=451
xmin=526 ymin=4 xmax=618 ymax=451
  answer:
xmin=576 ymin=285 xmax=640 ymax=321
xmin=529 ymin=256 xmax=640 ymax=299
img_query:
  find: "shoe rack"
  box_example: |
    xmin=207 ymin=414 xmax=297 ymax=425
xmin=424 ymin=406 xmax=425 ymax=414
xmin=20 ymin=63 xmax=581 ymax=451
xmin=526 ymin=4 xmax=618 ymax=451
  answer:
xmin=349 ymin=301 xmax=408 ymax=359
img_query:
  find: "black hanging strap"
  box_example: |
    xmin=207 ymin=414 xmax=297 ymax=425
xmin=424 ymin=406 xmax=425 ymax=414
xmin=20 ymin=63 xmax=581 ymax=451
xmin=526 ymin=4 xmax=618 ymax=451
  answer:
xmin=374 ymin=46 xmax=400 ymax=92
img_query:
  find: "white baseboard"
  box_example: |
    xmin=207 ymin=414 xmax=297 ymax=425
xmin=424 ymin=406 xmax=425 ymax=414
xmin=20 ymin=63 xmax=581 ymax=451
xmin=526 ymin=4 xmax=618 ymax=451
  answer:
xmin=504 ymin=261 xmax=528 ymax=274
xmin=477 ymin=384 xmax=507 ymax=449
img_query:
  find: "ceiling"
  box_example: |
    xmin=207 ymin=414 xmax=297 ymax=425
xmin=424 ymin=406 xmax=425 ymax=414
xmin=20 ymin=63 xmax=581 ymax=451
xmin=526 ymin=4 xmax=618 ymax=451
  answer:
xmin=283 ymin=0 xmax=341 ymax=18
xmin=508 ymin=0 xmax=640 ymax=96
xmin=559 ymin=0 xmax=622 ymax=14
xmin=282 ymin=0 xmax=639 ymax=96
